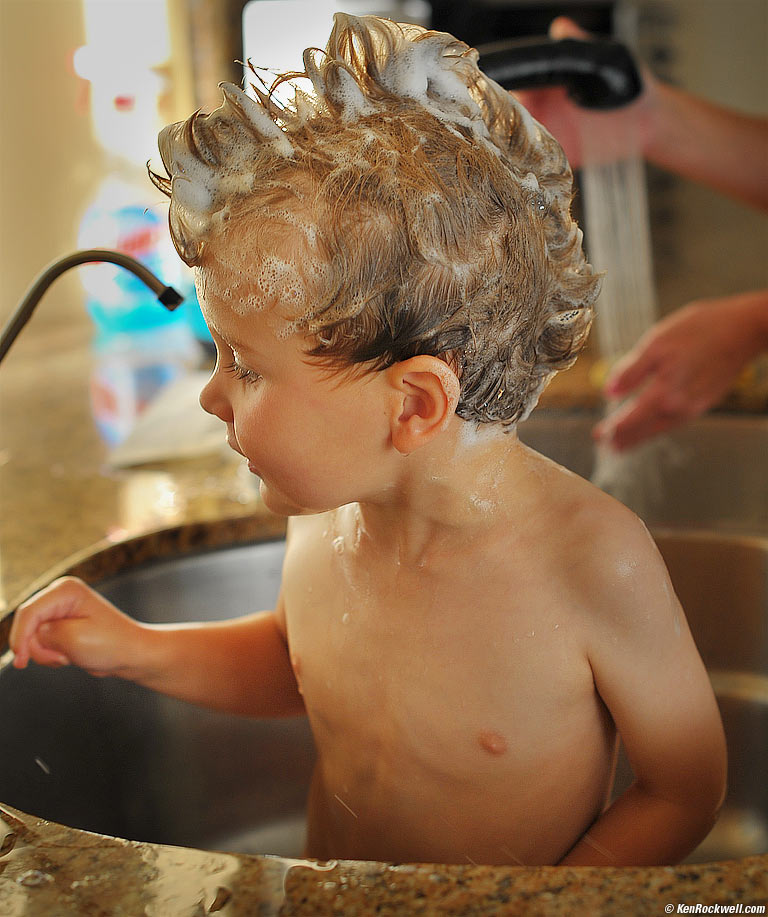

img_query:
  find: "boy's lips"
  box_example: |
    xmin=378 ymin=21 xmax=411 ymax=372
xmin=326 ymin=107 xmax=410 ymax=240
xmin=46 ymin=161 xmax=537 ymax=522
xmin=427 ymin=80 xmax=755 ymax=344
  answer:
xmin=225 ymin=433 xmax=259 ymax=475
xmin=226 ymin=430 xmax=244 ymax=456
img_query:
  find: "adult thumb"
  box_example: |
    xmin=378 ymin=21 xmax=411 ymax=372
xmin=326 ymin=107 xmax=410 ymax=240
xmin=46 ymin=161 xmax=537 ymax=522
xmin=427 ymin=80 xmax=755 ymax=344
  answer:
xmin=549 ymin=16 xmax=592 ymax=41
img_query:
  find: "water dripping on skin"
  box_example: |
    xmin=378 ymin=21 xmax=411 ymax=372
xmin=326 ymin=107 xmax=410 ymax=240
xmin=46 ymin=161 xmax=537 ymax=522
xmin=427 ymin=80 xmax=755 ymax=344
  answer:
xmin=352 ymin=504 xmax=366 ymax=551
xmin=469 ymin=493 xmax=494 ymax=514
xmin=291 ymin=654 xmax=304 ymax=695
xmin=661 ymin=575 xmax=682 ymax=637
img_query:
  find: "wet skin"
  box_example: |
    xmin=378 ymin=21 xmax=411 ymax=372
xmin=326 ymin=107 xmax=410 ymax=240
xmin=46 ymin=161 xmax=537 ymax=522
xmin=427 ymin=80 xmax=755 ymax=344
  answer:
xmin=283 ymin=500 xmax=617 ymax=865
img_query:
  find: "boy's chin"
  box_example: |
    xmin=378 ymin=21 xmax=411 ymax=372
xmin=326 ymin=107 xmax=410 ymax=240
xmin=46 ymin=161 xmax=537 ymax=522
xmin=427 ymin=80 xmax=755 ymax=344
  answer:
xmin=258 ymin=479 xmax=325 ymax=517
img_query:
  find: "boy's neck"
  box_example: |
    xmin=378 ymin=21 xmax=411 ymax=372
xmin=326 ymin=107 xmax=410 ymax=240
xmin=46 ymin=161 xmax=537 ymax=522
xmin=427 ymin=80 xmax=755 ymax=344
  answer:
xmin=354 ymin=419 xmax=539 ymax=564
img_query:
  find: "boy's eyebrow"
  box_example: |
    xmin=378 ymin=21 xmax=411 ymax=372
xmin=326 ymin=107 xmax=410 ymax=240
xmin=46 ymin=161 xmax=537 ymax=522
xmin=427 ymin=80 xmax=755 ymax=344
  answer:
xmin=211 ymin=323 xmax=263 ymax=357
xmin=228 ymin=335 xmax=267 ymax=359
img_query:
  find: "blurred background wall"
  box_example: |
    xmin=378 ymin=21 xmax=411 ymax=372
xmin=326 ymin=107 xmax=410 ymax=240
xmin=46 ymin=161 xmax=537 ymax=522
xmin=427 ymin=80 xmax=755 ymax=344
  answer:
xmin=1 ymin=0 xmax=100 ymax=327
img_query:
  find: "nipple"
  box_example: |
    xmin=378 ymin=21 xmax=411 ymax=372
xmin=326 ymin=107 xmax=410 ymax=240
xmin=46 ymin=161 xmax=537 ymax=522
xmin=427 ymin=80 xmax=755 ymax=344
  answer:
xmin=477 ymin=729 xmax=508 ymax=756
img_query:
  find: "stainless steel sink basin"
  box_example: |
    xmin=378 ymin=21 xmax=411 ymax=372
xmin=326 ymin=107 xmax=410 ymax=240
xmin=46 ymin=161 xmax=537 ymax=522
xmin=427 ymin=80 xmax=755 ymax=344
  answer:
xmin=1 ymin=529 xmax=766 ymax=864
xmin=518 ymin=412 xmax=768 ymax=537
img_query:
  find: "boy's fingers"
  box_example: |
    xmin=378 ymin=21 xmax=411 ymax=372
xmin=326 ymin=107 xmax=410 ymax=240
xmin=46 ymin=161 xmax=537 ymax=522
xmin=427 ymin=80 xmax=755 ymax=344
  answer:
xmin=38 ymin=620 xmax=71 ymax=653
xmin=10 ymin=584 xmax=88 ymax=668
xmin=12 ymin=647 xmax=29 ymax=669
xmin=9 ymin=616 xmax=36 ymax=666
xmin=10 ymin=606 xmax=57 ymax=657
xmin=12 ymin=631 xmax=70 ymax=668
xmin=28 ymin=633 xmax=70 ymax=667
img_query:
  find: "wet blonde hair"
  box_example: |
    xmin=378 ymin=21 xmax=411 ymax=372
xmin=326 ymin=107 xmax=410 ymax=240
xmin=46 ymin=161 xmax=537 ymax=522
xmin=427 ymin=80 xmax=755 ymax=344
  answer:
xmin=150 ymin=14 xmax=600 ymax=424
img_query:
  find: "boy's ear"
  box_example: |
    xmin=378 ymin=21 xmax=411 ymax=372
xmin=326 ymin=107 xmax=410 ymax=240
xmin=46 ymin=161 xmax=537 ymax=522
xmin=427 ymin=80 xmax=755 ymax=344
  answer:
xmin=385 ymin=355 xmax=461 ymax=455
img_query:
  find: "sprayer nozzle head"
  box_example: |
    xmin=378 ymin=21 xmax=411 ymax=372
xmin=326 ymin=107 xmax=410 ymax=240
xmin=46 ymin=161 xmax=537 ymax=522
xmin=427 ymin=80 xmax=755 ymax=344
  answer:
xmin=158 ymin=286 xmax=184 ymax=310
xmin=477 ymin=36 xmax=643 ymax=110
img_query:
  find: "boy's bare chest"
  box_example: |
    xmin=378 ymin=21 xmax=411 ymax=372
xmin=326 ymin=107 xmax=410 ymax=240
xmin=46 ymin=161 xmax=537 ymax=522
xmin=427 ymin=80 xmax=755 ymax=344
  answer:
xmin=281 ymin=536 xmax=596 ymax=778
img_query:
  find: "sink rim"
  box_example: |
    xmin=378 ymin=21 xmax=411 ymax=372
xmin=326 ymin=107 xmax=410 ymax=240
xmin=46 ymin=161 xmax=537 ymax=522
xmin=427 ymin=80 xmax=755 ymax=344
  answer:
xmin=2 ymin=518 xmax=767 ymax=658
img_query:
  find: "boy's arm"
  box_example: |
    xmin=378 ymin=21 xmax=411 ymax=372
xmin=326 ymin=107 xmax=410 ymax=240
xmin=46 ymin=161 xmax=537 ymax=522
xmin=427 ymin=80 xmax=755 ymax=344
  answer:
xmin=10 ymin=576 xmax=305 ymax=718
xmin=559 ymin=514 xmax=727 ymax=866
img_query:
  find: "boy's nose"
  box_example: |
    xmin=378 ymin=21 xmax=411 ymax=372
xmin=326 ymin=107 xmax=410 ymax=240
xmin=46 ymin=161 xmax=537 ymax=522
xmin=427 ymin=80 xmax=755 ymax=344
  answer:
xmin=199 ymin=372 xmax=232 ymax=422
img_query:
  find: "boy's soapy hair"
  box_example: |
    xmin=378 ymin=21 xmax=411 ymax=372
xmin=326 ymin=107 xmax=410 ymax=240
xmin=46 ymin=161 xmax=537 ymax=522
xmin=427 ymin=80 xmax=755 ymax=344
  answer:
xmin=150 ymin=13 xmax=600 ymax=424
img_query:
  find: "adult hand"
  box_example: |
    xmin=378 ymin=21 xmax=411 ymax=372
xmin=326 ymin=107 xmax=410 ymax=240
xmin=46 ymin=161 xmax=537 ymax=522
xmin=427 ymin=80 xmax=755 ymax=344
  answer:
xmin=516 ymin=17 xmax=768 ymax=207
xmin=512 ymin=16 xmax=656 ymax=168
xmin=593 ymin=290 xmax=768 ymax=450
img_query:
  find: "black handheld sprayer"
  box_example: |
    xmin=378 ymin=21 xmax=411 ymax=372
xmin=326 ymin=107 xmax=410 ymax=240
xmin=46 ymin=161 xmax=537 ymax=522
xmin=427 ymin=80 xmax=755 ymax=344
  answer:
xmin=476 ymin=35 xmax=643 ymax=110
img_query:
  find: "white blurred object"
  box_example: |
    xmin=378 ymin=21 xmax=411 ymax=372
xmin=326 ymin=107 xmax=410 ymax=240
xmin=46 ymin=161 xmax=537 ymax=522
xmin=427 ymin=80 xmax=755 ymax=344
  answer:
xmin=242 ymin=0 xmax=431 ymax=96
xmin=77 ymin=0 xmax=171 ymax=163
xmin=107 ymin=371 xmax=226 ymax=467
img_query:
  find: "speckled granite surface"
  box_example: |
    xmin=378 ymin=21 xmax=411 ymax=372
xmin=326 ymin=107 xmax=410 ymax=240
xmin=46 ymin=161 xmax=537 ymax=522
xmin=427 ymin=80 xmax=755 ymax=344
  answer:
xmin=1 ymin=295 xmax=766 ymax=914
xmin=2 ymin=805 xmax=766 ymax=916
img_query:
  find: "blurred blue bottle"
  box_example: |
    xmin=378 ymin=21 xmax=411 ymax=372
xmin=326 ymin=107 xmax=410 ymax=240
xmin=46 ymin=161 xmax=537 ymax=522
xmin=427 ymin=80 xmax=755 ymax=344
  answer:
xmin=78 ymin=173 xmax=207 ymax=446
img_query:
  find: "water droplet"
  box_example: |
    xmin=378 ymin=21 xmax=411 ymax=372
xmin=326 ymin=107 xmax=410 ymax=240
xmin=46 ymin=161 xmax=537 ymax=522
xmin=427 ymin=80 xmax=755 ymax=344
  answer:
xmin=342 ymin=612 xmax=350 ymax=624
xmin=333 ymin=536 xmax=345 ymax=554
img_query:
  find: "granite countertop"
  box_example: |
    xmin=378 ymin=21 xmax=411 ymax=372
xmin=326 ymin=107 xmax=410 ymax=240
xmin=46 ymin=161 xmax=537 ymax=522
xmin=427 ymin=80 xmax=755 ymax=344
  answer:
xmin=3 ymin=805 xmax=767 ymax=916
xmin=1 ymin=294 xmax=766 ymax=915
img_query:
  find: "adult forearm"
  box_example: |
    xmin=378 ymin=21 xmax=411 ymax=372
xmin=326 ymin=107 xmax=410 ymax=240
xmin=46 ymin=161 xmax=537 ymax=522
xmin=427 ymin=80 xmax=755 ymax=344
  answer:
xmin=559 ymin=782 xmax=719 ymax=867
xmin=644 ymin=80 xmax=768 ymax=210
xmin=125 ymin=613 xmax=306 ymax=718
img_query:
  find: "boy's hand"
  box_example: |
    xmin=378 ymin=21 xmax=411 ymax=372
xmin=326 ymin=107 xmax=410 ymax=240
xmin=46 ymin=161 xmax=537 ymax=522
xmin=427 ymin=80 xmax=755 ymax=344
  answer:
xmin=10 ymin=577 xmax=145 ymax=678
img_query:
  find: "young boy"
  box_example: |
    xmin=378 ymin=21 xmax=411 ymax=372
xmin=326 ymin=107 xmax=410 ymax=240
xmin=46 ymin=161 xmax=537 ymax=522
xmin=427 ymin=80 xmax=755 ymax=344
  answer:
xmin=10 ymin=14 xmax=725 ymax=867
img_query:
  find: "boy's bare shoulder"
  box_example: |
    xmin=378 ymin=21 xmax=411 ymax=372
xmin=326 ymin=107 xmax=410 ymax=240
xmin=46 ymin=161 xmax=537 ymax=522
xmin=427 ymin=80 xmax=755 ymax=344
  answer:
xmin=526 ymin=451 xmax=674 ymax=620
